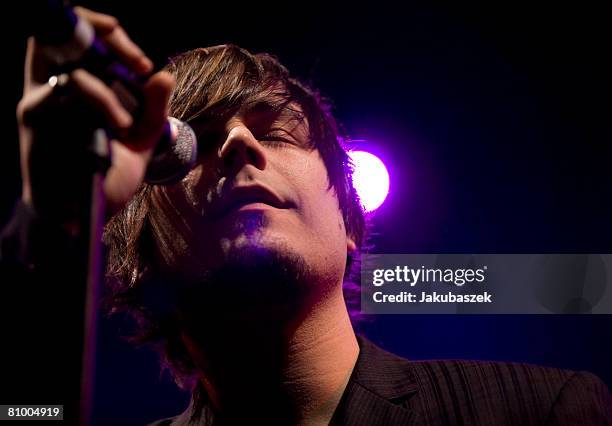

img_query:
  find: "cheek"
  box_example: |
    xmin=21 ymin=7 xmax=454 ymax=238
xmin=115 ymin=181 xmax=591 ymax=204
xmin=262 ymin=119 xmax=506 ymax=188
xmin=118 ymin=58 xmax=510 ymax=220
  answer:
xmin=280 ymin=151 xmax=332 ymax=217
xmin=278 ymin=151 xmax=348 ymax=255
xmin=298 ymin=152 xmax=341 ymax=222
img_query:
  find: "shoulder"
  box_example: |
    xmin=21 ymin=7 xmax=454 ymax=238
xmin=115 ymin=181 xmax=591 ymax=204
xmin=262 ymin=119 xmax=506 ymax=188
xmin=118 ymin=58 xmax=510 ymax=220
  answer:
xmin=147 ymin=419 xmax=173 ymax=426
xmin=146 ymin=393 xmax=213 ymax=426
xmin=354 ymin=337 xmax=612 ymax=425
xmin=411 ymin=359 xmax=611 ymax=425
xmin=545 ymin=369 xmax=612 ymax=425
xmin=146 ymin=411 xmax=197 ymax=426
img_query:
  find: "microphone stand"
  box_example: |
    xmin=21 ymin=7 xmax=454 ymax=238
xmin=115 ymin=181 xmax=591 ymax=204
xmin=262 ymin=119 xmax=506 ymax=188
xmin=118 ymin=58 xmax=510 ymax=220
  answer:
xmin=80 ymin=128 xmax=111 ymax=426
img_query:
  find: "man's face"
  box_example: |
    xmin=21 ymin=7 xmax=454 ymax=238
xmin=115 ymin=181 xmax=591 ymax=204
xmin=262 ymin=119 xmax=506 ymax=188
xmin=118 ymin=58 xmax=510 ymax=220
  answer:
xmin=149 ymin=101 xmax=356 ymax=304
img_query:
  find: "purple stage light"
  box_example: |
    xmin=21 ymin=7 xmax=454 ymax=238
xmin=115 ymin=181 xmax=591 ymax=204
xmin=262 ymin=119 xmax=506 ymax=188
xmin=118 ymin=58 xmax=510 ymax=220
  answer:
xmin=348 ymin=150 xmax=390 ymax=212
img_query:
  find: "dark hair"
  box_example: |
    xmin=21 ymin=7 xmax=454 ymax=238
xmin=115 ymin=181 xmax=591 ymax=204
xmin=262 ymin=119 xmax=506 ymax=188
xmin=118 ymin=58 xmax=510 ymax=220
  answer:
xmin=103 ymin=45 xmax=367 ymax=394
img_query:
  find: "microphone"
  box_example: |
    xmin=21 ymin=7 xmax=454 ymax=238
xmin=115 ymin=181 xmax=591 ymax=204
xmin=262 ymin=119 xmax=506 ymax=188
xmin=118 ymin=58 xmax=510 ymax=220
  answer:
xmin=32 ymin=0 xmax=197 ymax=185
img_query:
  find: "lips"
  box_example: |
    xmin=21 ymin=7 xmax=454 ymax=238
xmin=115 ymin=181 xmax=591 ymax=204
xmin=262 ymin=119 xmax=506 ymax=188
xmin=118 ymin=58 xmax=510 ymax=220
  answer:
xmin=211 ymin=185 xmax=290 ymax=219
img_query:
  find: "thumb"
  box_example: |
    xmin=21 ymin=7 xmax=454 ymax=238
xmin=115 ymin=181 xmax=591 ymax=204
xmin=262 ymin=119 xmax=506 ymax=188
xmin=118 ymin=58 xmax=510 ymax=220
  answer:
xmin=127 ymin=70 xmax=176 ymax=150
xmin=104 ymin=71 xmax=175 ymax=215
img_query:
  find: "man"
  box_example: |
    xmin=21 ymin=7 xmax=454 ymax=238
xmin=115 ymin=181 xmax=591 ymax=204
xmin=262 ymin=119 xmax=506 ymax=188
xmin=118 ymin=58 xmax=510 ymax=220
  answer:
xmin=2 ymin=7 xmax=611 ymax=425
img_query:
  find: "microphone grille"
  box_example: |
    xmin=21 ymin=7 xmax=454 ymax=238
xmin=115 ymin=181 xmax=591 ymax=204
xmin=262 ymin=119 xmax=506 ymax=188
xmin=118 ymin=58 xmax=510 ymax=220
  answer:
xmin=144 ymin=117 xmax=198 ymax=185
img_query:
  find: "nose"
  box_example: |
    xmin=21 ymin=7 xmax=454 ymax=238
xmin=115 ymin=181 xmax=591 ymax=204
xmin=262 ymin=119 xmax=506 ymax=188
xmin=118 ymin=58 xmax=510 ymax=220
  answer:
xmin=218 ymin=125 xmax=267 ymax=173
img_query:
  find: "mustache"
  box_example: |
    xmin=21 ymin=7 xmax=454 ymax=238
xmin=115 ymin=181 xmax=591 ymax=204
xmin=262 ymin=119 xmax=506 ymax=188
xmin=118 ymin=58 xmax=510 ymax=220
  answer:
xmin=182 ymin=174 xmax=293 ymax=220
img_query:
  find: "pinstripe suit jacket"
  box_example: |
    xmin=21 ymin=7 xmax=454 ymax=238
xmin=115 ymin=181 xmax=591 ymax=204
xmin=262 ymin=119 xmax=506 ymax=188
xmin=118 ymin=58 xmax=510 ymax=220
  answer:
xmin=151 ymin=335 xmax=612 ymax=425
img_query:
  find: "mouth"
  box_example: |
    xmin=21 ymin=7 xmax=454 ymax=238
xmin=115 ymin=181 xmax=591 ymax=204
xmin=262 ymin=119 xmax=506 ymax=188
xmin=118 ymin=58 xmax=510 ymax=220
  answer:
xmin=224 ymin=199 xmax=278 ymax=215
xmin=212 ymin=185 xmax=291 ymax=219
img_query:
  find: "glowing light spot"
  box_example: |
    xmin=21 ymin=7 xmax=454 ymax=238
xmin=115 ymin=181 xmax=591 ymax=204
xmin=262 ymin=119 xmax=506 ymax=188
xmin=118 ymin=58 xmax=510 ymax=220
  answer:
xmin=348 ymin=150 xmax=390 ymax=212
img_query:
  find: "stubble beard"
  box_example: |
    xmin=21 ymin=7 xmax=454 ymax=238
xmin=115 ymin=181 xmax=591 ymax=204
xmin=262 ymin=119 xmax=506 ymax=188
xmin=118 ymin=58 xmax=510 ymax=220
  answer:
xmin=176 ymin=211 xmax=315 ymax=329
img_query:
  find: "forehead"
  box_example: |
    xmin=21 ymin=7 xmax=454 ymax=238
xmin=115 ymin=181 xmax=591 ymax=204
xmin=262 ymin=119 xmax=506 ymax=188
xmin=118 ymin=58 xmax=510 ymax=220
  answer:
xmin=237 ymin=99 xmax=306 ymax=127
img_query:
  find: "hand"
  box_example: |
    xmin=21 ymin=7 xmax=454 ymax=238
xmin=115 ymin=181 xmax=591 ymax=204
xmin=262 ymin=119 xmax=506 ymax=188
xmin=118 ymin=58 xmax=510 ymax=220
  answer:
xmin=16 ymin=7 xmax=175 ymax=227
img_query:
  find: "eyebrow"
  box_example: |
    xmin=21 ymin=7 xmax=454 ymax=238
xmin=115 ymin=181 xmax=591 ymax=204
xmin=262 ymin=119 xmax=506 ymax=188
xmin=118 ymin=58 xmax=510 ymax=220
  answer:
xmin=246 ymin=100 xmax=305 ymax=122
xmin=193 ymin=99 xmax=308 ymax=152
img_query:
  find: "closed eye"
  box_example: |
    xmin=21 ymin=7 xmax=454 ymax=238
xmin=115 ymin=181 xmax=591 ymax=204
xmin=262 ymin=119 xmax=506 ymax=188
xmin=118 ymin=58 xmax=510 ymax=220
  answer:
xmin=258 ymin=133 xmax=295 ymax=146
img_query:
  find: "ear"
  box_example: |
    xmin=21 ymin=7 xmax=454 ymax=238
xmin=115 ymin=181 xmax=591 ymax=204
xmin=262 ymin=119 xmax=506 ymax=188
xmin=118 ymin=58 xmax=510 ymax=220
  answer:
xmin=347 ymin=236 xmax=357 ymax=253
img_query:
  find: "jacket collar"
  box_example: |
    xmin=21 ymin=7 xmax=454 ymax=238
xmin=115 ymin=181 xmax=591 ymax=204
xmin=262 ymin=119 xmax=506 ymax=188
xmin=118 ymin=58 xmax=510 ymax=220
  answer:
xmin=329 ymin=335 xmax=419 ymax=425
xmin=168 ymin=335 xmax=419 ymax=425
xmin=351 ymin=335 xmax=419 ymax=400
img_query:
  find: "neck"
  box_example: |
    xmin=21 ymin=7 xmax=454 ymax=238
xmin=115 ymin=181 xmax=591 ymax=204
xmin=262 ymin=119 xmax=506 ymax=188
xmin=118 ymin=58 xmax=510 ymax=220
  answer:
xmin=181 ymin=284 xmax=359 ymax=425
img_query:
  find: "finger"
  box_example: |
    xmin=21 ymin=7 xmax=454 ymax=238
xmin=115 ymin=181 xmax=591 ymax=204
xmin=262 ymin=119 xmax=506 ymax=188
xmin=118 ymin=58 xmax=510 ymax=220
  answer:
xmin=104 ymin=139 xmax=151 ymax=214
xmin=74 ymin=6 xmax=153 ymax=75
xmin=17 ymin=78 xmax=55 ymax=126
xmin=18 ymin=71 xmax=133 ymax=133
xmin=126 ymin=71 xmax=176 ymax=150
xmin=24 ymin=37 xmax=56 ymax=89
xmin=72 ymin=7 xmax=119 ymax=35
xmin=69 ymin=69 xmax=134 ymax=130
xmin=102 ymin=26 xmax=153 ymax=75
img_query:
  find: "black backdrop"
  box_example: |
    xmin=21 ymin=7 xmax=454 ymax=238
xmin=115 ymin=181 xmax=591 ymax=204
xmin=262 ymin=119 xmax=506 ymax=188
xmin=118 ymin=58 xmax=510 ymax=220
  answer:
xmin=3 ymin=1 xmax=611 ymax=424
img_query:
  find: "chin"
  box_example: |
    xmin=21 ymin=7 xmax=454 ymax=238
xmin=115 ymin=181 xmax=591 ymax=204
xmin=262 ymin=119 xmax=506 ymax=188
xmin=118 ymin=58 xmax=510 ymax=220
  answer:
xmin=174 ymin=235 xmax=312 ymax=320
xmin=221 ymin=231 xmax=294 ymax=266
xmin=216 ymin=213 xmax=293 ymax=257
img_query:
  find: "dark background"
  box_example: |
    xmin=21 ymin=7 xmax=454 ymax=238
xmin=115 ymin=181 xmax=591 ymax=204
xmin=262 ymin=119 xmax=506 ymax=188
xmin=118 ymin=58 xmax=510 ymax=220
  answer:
xmin=3 ymin=1 xmax=611 ymax=424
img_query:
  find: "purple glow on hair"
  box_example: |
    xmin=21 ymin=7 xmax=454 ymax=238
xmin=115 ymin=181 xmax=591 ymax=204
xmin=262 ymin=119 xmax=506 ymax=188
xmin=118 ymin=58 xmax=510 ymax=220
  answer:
xmin=348 ymin=150 xmax=390 ymax=212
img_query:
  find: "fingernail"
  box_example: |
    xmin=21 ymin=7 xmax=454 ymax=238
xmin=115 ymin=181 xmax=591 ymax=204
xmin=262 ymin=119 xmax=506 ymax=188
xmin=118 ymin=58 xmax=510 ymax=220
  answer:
xmin=140 ymin=57 xmax=154 ymax=73
xmin=117 ymin=111 xmax=133 ymax=129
